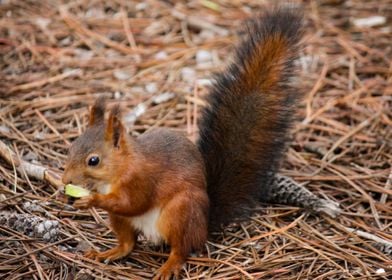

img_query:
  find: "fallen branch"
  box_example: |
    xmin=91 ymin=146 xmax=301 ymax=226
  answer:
xmin=344 ymin=226 xmax=392 ymax=255
xmin=0 ymin=140 xmax=62 ymax=189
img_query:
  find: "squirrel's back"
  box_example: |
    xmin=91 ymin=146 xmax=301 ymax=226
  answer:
xmin=197 ymin=6 xmax=304 ymax=228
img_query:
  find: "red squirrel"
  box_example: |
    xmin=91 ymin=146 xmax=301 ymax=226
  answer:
xmin=62 ymin=7 xmax=303 ymax=280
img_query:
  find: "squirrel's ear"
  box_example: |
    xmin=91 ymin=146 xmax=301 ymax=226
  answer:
xmin=89 ymin=97 xmax=106 ymax=126
xmin=105 ymin=105 xmax=126 ymax=149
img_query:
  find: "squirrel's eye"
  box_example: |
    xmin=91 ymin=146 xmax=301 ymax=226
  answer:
xmin=87 ymin=156 xmax=100 ymax=167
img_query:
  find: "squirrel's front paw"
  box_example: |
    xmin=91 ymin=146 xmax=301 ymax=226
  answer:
xmin=73 ymin=195 xmax=94 ymax=209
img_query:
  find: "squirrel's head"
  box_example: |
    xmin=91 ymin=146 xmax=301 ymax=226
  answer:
xmin=62 ymin=97 xmax=130 ymax=192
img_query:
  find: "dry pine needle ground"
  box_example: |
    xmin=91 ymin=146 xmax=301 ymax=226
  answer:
xmin=0 ymin=0 xmax=391 ymax=279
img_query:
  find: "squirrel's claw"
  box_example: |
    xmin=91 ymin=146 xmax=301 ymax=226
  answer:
xmin=153 ymin=262 xmax=182 ymax=280
xmin=84 ymin=246 xmax=133 ymax=263
xmin=84 ymin=249 xmax=99 ymax=259
xmin=73 ymin=195 xmax=94 ymax=209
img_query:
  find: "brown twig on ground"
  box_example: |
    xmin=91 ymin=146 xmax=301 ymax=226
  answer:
xmin=0 ymin=140 xmax=62 ymax=189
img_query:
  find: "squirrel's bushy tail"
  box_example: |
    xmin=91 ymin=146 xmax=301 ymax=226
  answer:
xmin=197 ymin=7 xmax=304 ymax=229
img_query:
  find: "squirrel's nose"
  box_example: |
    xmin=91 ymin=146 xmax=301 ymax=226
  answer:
xmin=62 ymin=177 xmax=72 ymax=185
xmin=62 ymin=170 xmax=72 ymax=185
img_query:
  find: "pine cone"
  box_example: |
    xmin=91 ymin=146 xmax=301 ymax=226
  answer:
xmin=0 ymin=211 xmax=60 ymax=242
xmin=268 ymin=174 xmax=341 ymax=218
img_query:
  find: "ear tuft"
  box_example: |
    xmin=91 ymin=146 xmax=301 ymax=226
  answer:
xmin=110 ymin=104 xmax=121 ymax=120
xmin=89 ymin=97 xmax=106 ymax=126
xmin=105 ymin=104 xmax=126 ymax=148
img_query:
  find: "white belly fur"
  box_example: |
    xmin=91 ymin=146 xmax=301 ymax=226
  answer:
xmin=97 ymin=184 xmax=111 ymax=194
xmin=131 ymin=208 xmax=162 ymax=244
xmin=96 ymin=185 xmax=163 ymax=244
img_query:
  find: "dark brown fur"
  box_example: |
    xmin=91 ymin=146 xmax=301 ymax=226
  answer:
xmin=197 ymin=6 xmax=304 ymax=229
xmin=63 ymin=6 xmax=303 ymax=279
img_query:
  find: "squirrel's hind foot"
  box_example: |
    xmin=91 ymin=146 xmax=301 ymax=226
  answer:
xmin=84 ymin=244 xmax=133 ymax=262
xmin=153 ymin=251 xmax=184 ymax=280
xmin=153 ymin=263 xmax=181 ymax=280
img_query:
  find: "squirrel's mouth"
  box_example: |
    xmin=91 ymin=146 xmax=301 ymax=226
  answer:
xmin=85 ymin=182 xmax=96 ymax=191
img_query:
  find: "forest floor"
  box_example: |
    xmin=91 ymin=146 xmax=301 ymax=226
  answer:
xmin=0 ymin=0 xmax=391 ymax=279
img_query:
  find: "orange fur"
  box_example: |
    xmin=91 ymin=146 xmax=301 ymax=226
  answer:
xmin=63 ymin=101 xmax=208 ymax=279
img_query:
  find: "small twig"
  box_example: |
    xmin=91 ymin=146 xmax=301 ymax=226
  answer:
xmin=306 ymin=62 xmax=329 ymax=120
xmin=171 ymin=10 xmax=229 ymax=36
xmin=321 ymin=112 xmax=381 ymax=163
xmin=380 ymin=167 xmax=391 ymax=204
xmin=343 ymin=226 xmax=392 ymax=255
xmin=10 ymin=69 xmax=82 ymax=93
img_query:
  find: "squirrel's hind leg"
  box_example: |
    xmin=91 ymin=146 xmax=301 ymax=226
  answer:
xmin=154 ymin=189 xmax=208 ymax=279
xmin=85 ymin=213 xmax=137 ymax=262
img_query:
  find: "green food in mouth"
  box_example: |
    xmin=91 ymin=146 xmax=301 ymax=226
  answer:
xmin=64 ymin=184 xmax=90 ymax=198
